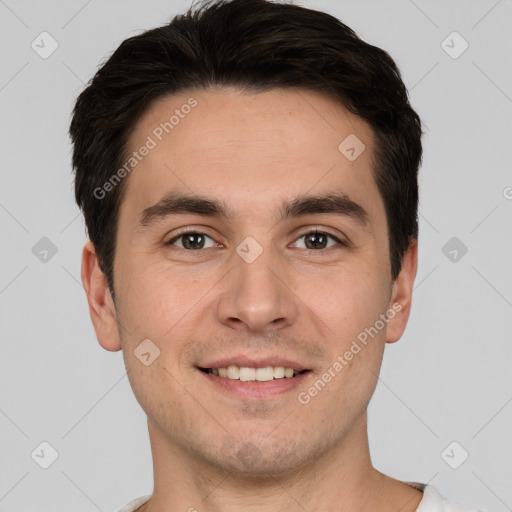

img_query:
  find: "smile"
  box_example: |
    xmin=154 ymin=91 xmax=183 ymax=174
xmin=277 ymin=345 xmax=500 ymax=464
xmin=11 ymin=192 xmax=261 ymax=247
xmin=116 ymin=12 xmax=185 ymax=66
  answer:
xmin=198 ymin=364 xmax=311 ymax=399
xmin=200 ymin=365 xmax=307 ymax=381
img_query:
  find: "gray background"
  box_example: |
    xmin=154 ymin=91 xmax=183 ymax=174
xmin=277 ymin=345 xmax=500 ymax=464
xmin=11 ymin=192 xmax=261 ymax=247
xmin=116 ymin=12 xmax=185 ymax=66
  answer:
xmin=0 ymin=0 xmax=511 ymax=511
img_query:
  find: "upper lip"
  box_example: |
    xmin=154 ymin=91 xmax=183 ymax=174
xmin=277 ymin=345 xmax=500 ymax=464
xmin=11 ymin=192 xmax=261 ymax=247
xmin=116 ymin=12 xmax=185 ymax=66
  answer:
xmin=199 ymin=355 xmax=309 ymax=372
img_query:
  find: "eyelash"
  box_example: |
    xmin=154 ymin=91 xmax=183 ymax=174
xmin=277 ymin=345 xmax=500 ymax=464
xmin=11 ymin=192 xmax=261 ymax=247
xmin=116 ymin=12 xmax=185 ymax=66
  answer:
xmin=165 ymin=228 xmax=346 ymax=253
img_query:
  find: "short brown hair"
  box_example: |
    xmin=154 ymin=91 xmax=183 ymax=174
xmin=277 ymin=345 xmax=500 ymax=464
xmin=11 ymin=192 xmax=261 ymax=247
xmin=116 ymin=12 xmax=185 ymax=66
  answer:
xmin=70 ymin=0 xmax=422 ymax=298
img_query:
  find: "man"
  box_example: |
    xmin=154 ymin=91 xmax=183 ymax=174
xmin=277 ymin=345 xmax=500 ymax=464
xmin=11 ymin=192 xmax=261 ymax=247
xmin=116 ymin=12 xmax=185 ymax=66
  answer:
xmin=70 ymin=0 xmax=485 ymax=510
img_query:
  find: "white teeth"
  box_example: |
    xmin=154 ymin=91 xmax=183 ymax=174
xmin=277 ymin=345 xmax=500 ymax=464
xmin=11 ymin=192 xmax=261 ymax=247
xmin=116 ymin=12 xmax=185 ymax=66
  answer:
xmin=239 ymin=367 xmax=255 ymax=381
xmin=207 ymin=365 xmax=301 ymax=381
xmin=255 ymin=366 xmax=274 ymax=381
xmin=284 ymin=367 xmax=294 ymax=378
xmin=273 ymin=366 xmax=285 ymax=379
xmin=227 ymin=365 xmax=239 ymax=379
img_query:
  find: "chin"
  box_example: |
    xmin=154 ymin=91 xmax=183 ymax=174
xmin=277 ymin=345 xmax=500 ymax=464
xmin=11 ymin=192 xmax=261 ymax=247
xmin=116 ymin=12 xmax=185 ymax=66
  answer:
xmin=205 ymin=437 xmax=313 ymax=478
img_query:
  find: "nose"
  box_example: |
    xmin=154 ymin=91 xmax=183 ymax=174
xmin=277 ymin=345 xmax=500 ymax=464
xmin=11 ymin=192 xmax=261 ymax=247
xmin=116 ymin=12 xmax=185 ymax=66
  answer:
xmin=216 ymin=246 xmax=299 ymax=334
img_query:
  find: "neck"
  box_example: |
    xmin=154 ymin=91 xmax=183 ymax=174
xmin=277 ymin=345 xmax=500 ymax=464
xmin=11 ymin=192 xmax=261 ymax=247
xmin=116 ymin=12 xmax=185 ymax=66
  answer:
xmin=137 ymin=413 xmax=423 ymax=512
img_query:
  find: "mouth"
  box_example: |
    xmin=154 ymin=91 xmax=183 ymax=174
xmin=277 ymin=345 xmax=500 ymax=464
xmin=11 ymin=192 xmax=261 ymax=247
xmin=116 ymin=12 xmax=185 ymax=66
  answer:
xmin=199 ymin=365 xmax=309 ymax=381
xmin=197 ymin=358 xmax=312 ymax=399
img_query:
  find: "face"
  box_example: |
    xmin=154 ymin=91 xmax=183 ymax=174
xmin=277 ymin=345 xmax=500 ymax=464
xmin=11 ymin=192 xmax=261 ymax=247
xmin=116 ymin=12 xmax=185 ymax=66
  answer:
xmin=83 ymin=87 xmax=417 ymax=476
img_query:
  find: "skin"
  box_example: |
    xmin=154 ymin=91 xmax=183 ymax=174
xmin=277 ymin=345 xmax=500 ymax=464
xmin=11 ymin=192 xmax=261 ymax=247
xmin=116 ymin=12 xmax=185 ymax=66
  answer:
xmin=82 ymin=87 xmax=421 ymax=512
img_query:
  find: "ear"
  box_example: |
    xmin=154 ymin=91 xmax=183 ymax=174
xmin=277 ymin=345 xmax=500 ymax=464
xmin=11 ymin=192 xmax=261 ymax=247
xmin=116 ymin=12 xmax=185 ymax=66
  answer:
xmin=81 ymin=240 xmax=122 ymax=351
xmin=386 ymin=238 xmax=418 ymax=344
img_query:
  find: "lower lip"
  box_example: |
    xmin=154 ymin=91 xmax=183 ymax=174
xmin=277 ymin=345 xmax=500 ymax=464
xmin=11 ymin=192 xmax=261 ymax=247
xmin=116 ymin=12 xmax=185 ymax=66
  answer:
xmin=198 ymin=369 xmax=311 ymax=399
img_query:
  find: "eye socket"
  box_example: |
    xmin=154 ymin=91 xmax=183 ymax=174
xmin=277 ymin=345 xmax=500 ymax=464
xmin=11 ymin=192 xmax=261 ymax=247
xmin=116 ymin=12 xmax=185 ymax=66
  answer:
xmin=291 ymin=229 xmax=344 ymax=251
xmin=166 ymin=231 xmax=218 ymax=250
xmin=165 ymin=228 xmax=345 ymax=251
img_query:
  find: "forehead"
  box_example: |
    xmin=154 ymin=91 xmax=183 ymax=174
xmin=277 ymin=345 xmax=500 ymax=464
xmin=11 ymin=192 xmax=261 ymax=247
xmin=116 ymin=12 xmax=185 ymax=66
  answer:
xmin=119 ymin=87 xmax=382 ymax=227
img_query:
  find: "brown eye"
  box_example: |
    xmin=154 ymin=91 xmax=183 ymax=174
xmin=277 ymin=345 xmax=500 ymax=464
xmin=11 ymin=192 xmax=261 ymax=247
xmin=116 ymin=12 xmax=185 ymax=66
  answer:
xmin=167 ymin=232 xmax=216 ymax=250
xmin=293 ymin=230 xmax=343 ymax=251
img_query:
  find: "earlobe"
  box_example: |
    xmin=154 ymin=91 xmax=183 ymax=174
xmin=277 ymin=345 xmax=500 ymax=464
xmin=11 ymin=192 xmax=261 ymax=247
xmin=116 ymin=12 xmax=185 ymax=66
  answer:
xmin=81 ymin=241 xmax=122 ymax=351
xmin=385 ymin=238 xmax=418 ymax=344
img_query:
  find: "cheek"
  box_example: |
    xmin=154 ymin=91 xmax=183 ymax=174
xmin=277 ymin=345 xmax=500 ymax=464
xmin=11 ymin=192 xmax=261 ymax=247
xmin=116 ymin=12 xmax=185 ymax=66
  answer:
xmin=115 ymin=262 xmax=201 ymax=413
xmin=117 ymin=258 xmax=205 ymax=338
xmin=301 ymin=268 xmax=387 ymax=411
xmin=298 ymin=261 xmax=388 ymax=344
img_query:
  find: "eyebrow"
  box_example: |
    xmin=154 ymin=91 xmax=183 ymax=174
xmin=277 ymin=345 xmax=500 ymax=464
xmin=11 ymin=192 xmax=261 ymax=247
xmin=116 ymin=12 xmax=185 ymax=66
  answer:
xmin=137 ymin=191 xmax=370 ymax=229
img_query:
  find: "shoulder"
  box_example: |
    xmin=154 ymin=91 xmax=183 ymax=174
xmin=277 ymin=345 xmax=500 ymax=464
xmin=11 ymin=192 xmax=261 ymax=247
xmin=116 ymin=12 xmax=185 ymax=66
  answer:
xmin=112 ymin=494 xmax=152 ymax=512
xmin=407 ymin=483 xmax=490 ymax=512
